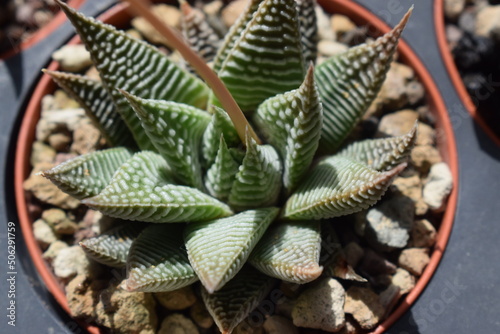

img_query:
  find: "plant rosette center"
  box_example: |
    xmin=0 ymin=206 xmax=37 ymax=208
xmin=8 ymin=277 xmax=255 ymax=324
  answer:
xmin=21 ymin=0 xmax=453 ymax=333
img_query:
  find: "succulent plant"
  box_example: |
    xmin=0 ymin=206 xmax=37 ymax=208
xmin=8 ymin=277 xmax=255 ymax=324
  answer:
xmin=41 ymin=0 xmax=416 ymax=332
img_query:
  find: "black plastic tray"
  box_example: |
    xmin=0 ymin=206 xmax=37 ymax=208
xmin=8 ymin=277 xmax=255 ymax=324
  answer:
xmin=1 ymin=0 xmax=499 ymax=333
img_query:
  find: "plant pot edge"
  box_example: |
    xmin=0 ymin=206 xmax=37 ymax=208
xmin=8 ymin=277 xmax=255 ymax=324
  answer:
xmin=14 ymin=1 xmax=459 ymax=333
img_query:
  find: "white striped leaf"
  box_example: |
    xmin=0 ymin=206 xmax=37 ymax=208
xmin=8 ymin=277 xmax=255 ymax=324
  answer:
xmin=205 ymin=136 xmax=240 ymax=202
xmin=45 ymin=70 xmax=136 ymax=148
xmin=296 ymin=0 xmax=318 ymax=65
xmin=82 ymin=152 xmax=232 ymax=222
xmin=122 ymin=91 xmax=211 ymax=190
xmin=181 ymin=1 xmax=220 ymax=71
xmin=201 ymin=265 xmax=276 ymax=334
xmin=249 ymin=221 xmax=323 ymax=283
xmin=58 ymin=2 xmax=209 ymax=151
xmin=228 ymin=133 xmax=282 ymax=211
xmin=337 ymin=122 xmax=417 ymax=171
xmin=254 ymin=65 xmax=322 ymax=194
xmin=212 ymin=0 xmax=263 ymax=73
xmin=185 ymin=208 xmax=279 ymax=293
xmin=315 ymin=9 xmax=412 ymax=153
xmin=126 ymin=224 xmax=198 ymax=292
xmin=80 ymin=222 xmax=147 ymax=268
xmin=40 ymin=147 xmax=132 ymax=199
xmin=217 ymin=0 xmax=306 ymax=111
xmin=283 ymin=156 xmax=406 ymax=220
xmin=202 ymin=107 xmax=241 ymax=168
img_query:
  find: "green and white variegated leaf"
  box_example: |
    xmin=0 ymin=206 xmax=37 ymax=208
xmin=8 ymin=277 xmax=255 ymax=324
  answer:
xmin=254 ymin=65 xmax=322 ymax=194
xmin=217 ymin=0 xmax=306 ymax=111
xmin=249 ymin=221 xmax=323 ymax=284
xmin=229 ymin=147 xmax=246 ymax=164
xmin=282 ymin=156 xmax=406 ymax=220
xmin=126 ymin=224 xmax=198 ymax=292
xmin=181 ymin=1 xmax=220 ymax=70
xmin=82 ymin=152 xmax=232 ymax=222
xmin=122 ymin=92 xmax=211 ymax=190
xmin=205 ymin=136 xmax=240 ymax=202
xmin=337 ymin=122 xmax=417 ymax=171
xmin=212 ymin=0 xmax=263 ymax=73
xmin=40 ymin=147 xmax=132 ymax=199
xmin=315 ymin=9 xmax=412 ymax=153
xmin=201 ymin=265 xmax=276 ymax=334
xmin=58 ymin=2 xmax=209 ymax=151
xmin=202 ymin=107 xmax=241 ymax=168
xmin=228 ymin=133 xmax=282 ymax=211
xmin=44 ymin=70 xmax=135 ymax=148
xmin=296 ymin=0 xmax=318 ymax=65
xmin=185 ymin=208 xmax=279 ymax=293
xmin=80 ymin=222 xmax=147 ymax=268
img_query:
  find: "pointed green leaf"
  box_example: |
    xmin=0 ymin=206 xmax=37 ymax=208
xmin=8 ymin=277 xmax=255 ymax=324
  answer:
xmin=323 ymin=251 xmax=367 ymax=282
xmin=80 ymin=222 xmax=147 ymax=268
xmin=315 ymin=9 xmax=411 ymax=153
xmin=122 ymin=92 xmax=211 ymax=190
xmin=228 ymin=134 xmax=282 ymax=211
xmin=249 ymin=221 xmax=323 ymax=284
xmin=185 ymin=208 xmax=279 ymax=293
xmin=181 ymin=2 xmax=220 ymax=69
xmin=202 ymin=107 xmax=241 ymax=168
xmin=58 ymin=2 xmax=209 ymax=151
xmin=45 ymin=70 xmax=136 ymax=148
xmin=319 ymin=223 xmax=366 ymax=282
xmin=126 ymin=224 xmax=198 ymax=292
xmin=40 ymin=147 xmax=132 ymax=199
xmin=212 ymin=0 xmax=263 ymax=73
xmin=201 ymin=265 xmax=276 ymax=334
xmin=254 ymin=65 xmax=322 ymax=194
xmin=337 ymin=122 xmax=417 ymax=171
xmin=283 ymin=156 xmax=406 ymax=220
xmin=296 ymin=0 xmax=318 ymax=65
xmin=217 ymin=0 xmax=306 ymax=111
xmin=82 ymin=152 xmax=232 ymax=222
xmin=205 ymin=136 xmax=240 ymax=202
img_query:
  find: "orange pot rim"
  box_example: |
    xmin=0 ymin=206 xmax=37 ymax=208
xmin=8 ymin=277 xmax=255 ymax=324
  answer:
xmin=0 ymin=0 xmax=86 ymax=61
xmin=434 ymin=0 xmax=500 ymax=147
xmin=14 ymin=1 xmax=458 ymax=333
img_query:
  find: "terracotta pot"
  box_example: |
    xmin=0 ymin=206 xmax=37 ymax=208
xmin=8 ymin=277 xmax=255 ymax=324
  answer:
xmin=15 ymin=0 xmax=458 ymax=333
xmin=434 ymin=0 xmax=500 ymax=147
xmin=0 ymin=0 xmax=86 ymax=61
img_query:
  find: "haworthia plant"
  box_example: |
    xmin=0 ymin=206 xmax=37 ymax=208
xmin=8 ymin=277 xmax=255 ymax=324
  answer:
xmin=42 ymin=1 xmax=415 ymax=333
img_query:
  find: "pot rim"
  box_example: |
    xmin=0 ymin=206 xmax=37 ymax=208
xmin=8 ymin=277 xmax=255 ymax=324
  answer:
xmin=434 ymin=0 xmax=500 ymax=147
xmin=15 ymin=1 xmax=458 ymax=333
xmin=0 ymin=0 xmax=86 ymax=61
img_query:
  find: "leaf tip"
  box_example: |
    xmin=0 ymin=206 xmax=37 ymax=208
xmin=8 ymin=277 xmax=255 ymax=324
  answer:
xmin=395 ymin=6 xmax=413 ymax=34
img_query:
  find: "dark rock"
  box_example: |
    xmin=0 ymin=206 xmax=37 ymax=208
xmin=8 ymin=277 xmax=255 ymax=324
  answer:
xmin=359 ymin=249 xmax=397 ymax=276
xmin=453 ymin=31 xmax=495 ymax=70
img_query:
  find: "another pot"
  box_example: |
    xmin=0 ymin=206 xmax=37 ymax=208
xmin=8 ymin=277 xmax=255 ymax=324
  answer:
xmin=0 ymin=0 xmax=86 ymax=61
xmin=434 ymin=0 xmax=500 ymax=147
xmin=14 ymin=1 xmax=458 ymax=333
